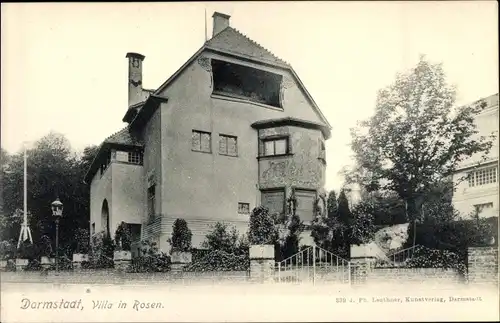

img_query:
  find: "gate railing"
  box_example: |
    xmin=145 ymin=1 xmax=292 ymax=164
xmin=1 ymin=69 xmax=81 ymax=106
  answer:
xmin=276 ymin=245 xmax=351 ymax=284
xmin=387 ymin=245 xmax=417 ymax=264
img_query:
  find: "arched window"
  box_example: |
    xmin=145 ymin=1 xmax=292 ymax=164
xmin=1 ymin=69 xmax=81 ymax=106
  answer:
xmin=101 ymin=199 xmax=110 ymax=237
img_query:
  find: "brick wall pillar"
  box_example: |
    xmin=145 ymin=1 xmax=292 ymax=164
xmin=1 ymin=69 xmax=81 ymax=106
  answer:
xmin=170 ymin=251 xmax=192 ymax=273
xmin=249 ymin=245 xmax=275 ymax=283
xmin=113 ymin=251 xmax=132 ymax=272
xmin=467 ymin=247 xmax=499 ymax=286
xmin=350 ymin=257 xmax=376 ymax=285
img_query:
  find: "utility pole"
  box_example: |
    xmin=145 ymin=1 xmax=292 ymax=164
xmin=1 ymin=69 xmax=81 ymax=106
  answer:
xmin=17 ymin=143 xmax=33 ymax=248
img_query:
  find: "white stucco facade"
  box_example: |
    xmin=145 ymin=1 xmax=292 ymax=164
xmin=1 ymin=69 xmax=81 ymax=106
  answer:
xmin=452 ymin=93 xmax=499 ymax=219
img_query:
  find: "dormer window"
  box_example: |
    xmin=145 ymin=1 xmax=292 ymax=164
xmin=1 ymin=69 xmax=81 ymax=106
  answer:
xmin=211 ymin=59 xmax=283 ymax=108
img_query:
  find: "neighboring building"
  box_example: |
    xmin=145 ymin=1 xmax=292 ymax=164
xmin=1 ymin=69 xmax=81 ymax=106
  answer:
xmin=84 ymin=12 xmax=331 ymax=254
xmin=452 ymin=93 xmax=499 ymax=219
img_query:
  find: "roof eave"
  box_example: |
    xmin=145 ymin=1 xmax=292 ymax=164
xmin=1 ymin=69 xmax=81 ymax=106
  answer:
xmin=251 ymin=117 xmax=331 ymax=139
xmin=122 ymin=101 xmax=146 ymax=123
xmin=83 ymin=141 xmax=144 ymax=184
xmin=129 ymin=94 xmax=169 ymax=131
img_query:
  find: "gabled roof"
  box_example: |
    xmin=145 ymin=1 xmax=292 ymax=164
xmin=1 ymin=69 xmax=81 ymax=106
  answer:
xmin=152 ymin=26 xmax=331 ymax=130
xmin=83 ymin=126 xmax=143 ymax=183
xmin=205 ymin=27 xmax=289 ymax=68
xmin=104 ymin=126 xmax=143 ymax=146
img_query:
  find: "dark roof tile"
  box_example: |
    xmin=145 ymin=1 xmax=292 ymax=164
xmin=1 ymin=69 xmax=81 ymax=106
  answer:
xmin=104 ymin=126 xmax=142 ymax=146
xmin=206 ymin=27 xmax=289 ymax=67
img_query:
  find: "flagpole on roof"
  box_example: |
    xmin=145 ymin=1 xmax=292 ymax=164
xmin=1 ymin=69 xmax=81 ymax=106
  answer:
xmin=204 ymin=8 xmax=208 ymax=42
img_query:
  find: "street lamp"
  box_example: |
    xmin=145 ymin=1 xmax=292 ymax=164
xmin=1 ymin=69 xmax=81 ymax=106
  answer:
xmin=51 ymin=198 xmax=63 ymax=272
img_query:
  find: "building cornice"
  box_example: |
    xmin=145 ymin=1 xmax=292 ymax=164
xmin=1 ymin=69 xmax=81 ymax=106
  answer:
xmin=454 ymin=158 xmax=499 ymax=172
xmin=251 ymin=117 xmax=331 ymax=139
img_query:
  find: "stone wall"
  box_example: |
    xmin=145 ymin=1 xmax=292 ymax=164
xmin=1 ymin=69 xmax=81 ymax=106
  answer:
xmin=0 ymin=270 xmax=250 ymax=285
xmin=366 ymin=267 xmax=463 ymax=285
xmin=467 ymin=247 xmax=499 ymax=285
xmin=349 ymin=257 xmax=464 ymax=286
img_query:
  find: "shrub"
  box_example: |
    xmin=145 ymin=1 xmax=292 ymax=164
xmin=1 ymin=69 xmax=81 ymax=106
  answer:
xmin=129 ymin=240 xmax=171 ymax=273
xmin=248 ymin=206 xmax=277 ymax=245
xmin=5 ymin=259 xmax=16 ymax=272
xmin=114 ymin=222 xmax=131 ymax=251
xmin=74 ymin=228 xmax=90 ymax=254
xmin=25 ymin=259 xmax=42 ymax=271
xmin=276 ymin=213 xmax=303 ymax=261
xmin=0 ymin=240 xmax=15 ymax=260
xmin=183 ymin=250 xmax=249 ymax=272
xmin=169 ymin=219 xmax=192 ymax=253
xmin=88 ymin=234 xmax=115 ymax=269
xmin=16 ymin=240 xmax=37 ymax=260
xmin=48 ymin=254 xmax=73 ymax=271
xmin=202 ymin=222 xmax=242 ymax=254
xmin=404 ymin=245 xmax=466 ymax=274
xmin=38 ymin=235 xmax=53 ymax=258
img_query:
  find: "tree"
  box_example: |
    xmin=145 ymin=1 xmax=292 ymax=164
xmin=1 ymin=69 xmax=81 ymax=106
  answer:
xmin=349 ymin=56 xmax=495 ymax=221
xmin=1 ymin=133 xmax=96 ymax=257
xmin=74 ymin=228 xmax=90 ymax=254
xmin=326 ymin=190 xmax=338 ymax=218
xmin=350 ymin=203 xmax=376 ymax=245
xmin=169 ymin=218 xmax=192 ymax=253
xmin=248 ymin=206 xmax=278 ymax=245
xmin=311 ymin=190 xmax=353 ymax=259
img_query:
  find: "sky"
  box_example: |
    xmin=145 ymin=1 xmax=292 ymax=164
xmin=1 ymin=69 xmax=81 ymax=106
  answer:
xmin=1 ymin=1 xmax=498 ymax=191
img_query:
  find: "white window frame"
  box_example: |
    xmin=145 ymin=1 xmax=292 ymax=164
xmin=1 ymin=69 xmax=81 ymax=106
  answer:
xmin=468 ymin=166 xmax=498 ymax=187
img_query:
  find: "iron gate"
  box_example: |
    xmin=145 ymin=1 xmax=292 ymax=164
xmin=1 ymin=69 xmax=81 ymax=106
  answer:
xmin=275 ymin=245 xmax=351 ymax=284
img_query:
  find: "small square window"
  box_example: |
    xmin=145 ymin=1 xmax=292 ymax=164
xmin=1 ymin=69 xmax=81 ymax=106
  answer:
xmin=238 ymin=202 xmax=250 ymax=214
xmin=128 ymin=151 xmax=143 ymax=165
xmin=192 ymin=130 xmax=211 ymax=153
xmin=219 ymin=134 xmax=238 ymax=156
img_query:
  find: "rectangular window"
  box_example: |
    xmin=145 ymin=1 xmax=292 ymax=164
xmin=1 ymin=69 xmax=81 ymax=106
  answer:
xmin=468 ymin=166 xmax=498 ymax=187
xmin=219 ymin=134 xmax=238 ymax=156
xmin=263 ymin=137 xmax=288 ymax=156
xmin=128 ymin=151 xmax=143 ymax=165
xmin=116 ymin=151 xmax=129 ymax=162
xmin=147 ymin=185 xmax=156 ymax=222
xmin=474 ymin=202 xmax=494 ymax=218
xmin=192 ymin=130 xmax=212 ymax=153
xmin=91 ymin=223 xmax=95 ymax=235
xmin=295 ymin=189 xmax=317 ymax=223
xmin=238 ymin=202 xmax=250 ymax=214
xmin=261 ymin=189 xmax=285 ymax=216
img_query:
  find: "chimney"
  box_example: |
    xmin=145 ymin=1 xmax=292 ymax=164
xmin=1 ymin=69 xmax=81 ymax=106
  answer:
xmin=212 ymin=12 xmax=230 ymax=37
xmin=126 ymin=52 xmax=145 ymax=107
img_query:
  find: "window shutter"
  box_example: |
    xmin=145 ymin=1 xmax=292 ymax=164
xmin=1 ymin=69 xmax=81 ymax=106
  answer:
xmin=201 ymin=133 xmax=211 ymax=152
xmin=219 ymin=136 xmax=227 ymax=154
xmin=227 ymin=137 xmax=237 ymax=156
xmin=261 ymin=190 xmax=285 ymax=216
xmin=192 ymin=131 xmax=201 ymax=150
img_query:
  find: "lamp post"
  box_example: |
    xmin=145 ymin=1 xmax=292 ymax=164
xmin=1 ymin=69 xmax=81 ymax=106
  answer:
xmin=51 ymin=198 xmax=64 ymax=272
